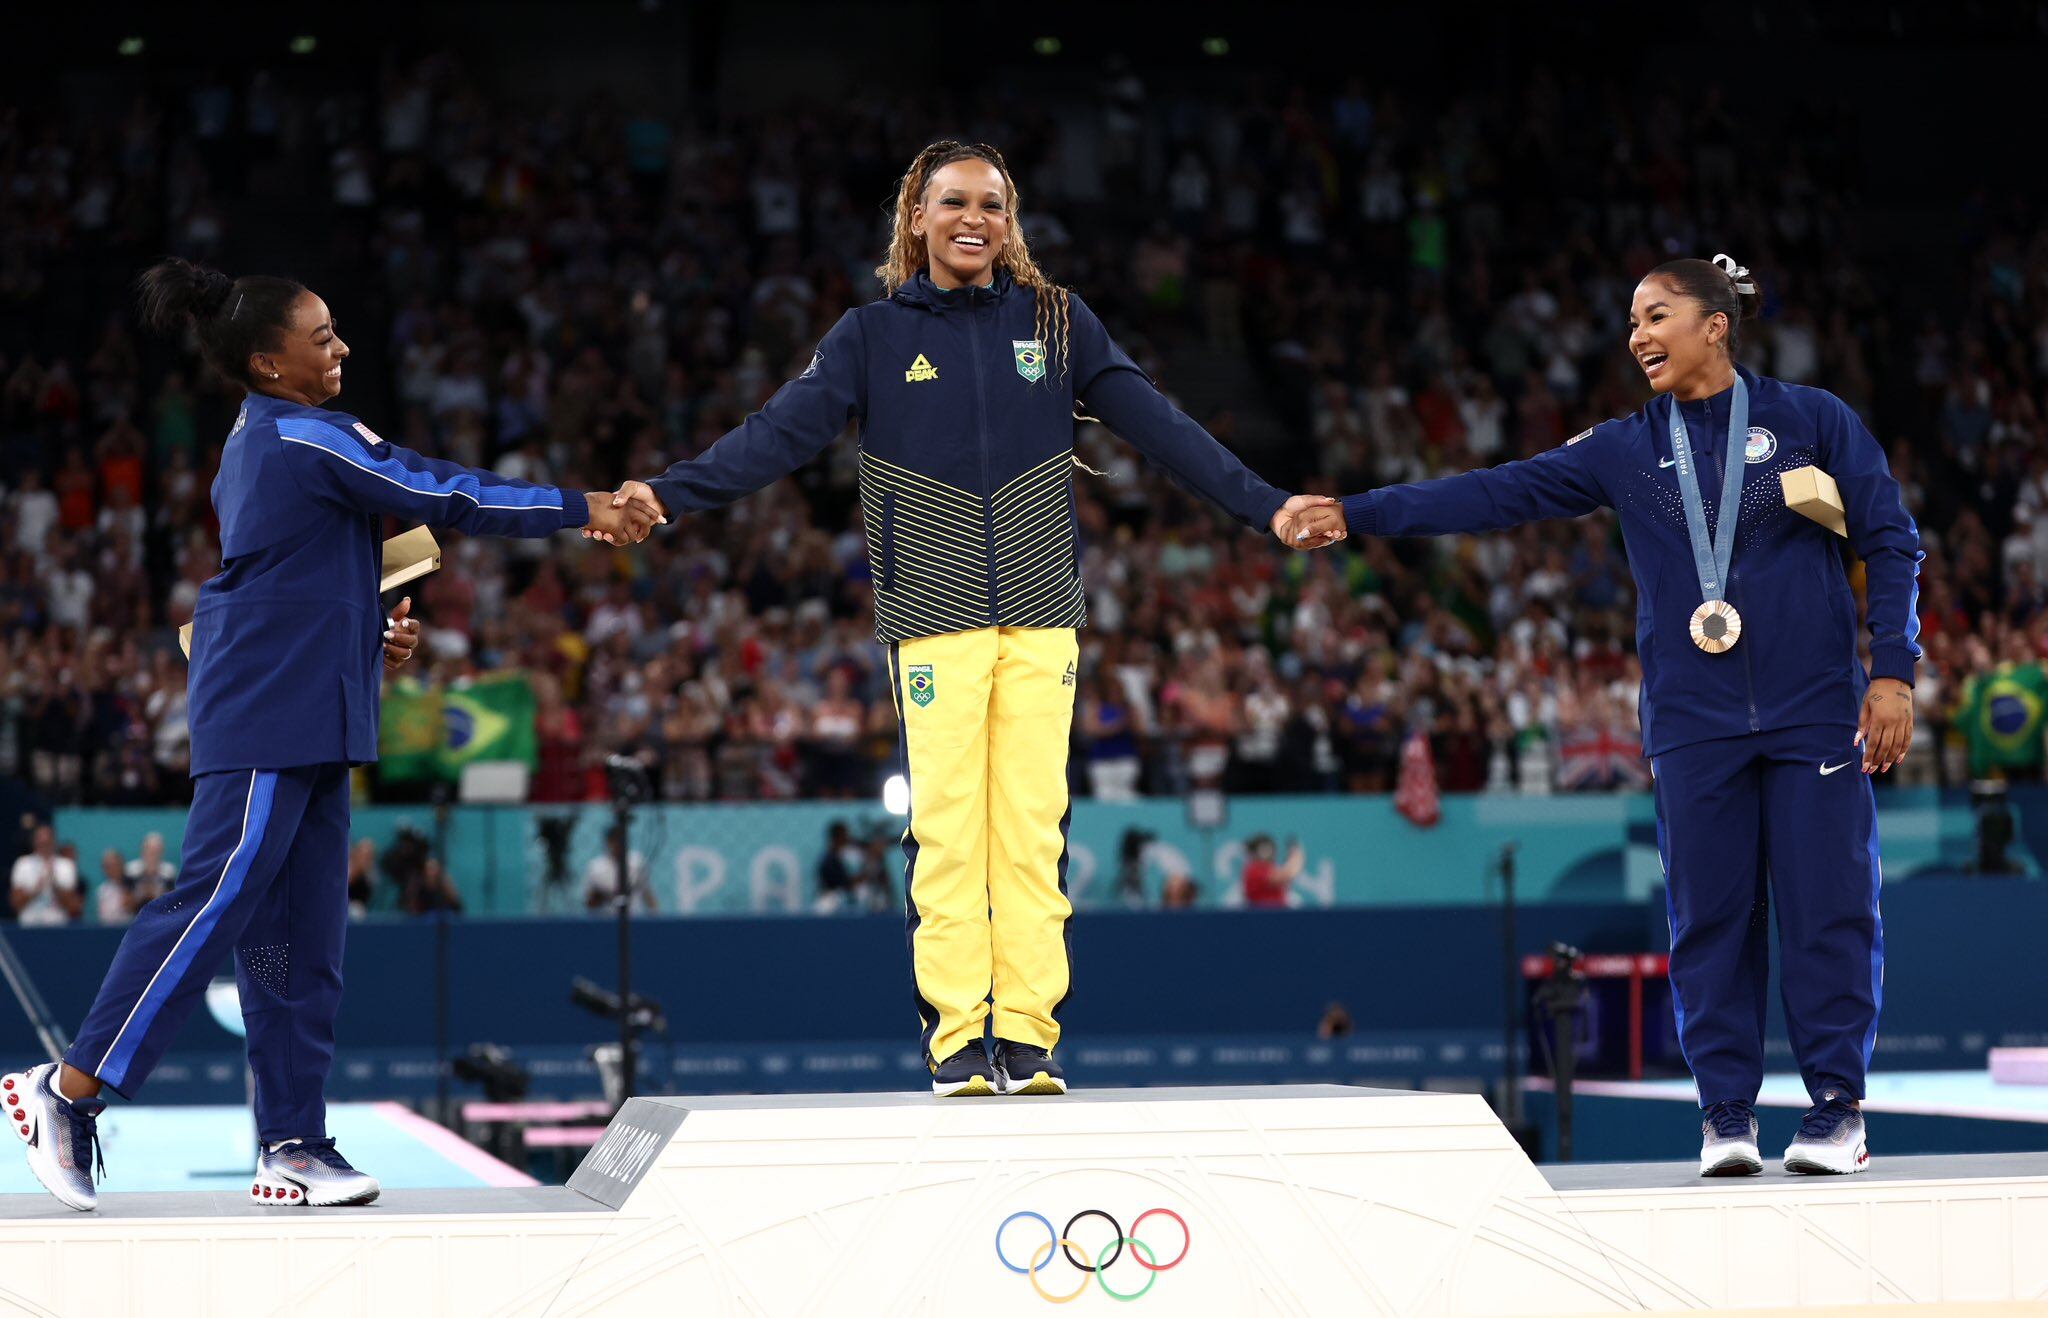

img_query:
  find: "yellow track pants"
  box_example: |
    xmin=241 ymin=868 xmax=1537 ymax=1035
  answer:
xmin=889 ymin=626 xmax=1078 ymax=1070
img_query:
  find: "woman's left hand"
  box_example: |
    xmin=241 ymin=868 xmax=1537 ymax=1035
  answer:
xmin=1855 ymin=677 xmax=1913 ymax=773
xmin=383 ymin=596 xmax=423 ymax=672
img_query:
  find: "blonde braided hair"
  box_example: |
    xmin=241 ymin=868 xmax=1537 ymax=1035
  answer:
xmin=876 ymin=140 xmax=1070 ymax=385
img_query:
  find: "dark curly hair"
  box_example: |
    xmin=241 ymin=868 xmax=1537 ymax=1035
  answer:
xmin=136 ymin=257 xmax=306 ymax=387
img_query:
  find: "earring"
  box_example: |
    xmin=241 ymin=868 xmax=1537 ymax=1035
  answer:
xmin=268 ymin=372 xmax=281 ymax=380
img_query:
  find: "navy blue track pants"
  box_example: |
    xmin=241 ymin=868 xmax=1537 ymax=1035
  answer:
xmin=1654 ymin=724 xmax=1884 ymax=1107
xmin=66 ymin=764 xmax=350 ymax=1144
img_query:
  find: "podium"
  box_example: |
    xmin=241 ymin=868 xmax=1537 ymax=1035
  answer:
xmin=2 ymin=1084 xmax=2045 ymax=1315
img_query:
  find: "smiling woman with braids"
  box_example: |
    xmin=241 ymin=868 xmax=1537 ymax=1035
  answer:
xmin=608 ymin=141 xmax=1339 ymax=1097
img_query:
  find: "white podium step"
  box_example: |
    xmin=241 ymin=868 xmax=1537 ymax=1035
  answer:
xmin=0 ymin=1085 xmax=2044 ymax=1316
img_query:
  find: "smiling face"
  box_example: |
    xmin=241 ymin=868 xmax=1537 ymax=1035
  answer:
xmin=252 ymin=291 xmax=349 ymax=406
xmin=1627 ymin=275 xmax=1729 ymax=399
xmin=911 ymin=159 xmax=1009 ymax=290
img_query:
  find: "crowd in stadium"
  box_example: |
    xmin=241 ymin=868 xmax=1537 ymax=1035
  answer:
xmin=4 ymin=53 xmax=2047 ymax=811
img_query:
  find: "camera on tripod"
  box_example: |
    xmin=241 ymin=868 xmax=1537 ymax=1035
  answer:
xmin=570 ymin=975 xmax=666 ymax=1034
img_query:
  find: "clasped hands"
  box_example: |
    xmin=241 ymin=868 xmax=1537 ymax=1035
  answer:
xmin=581 ymin=484 xmax=669 ymax=545
xmin=1273 ymin=495 xmax=1347 ymax=551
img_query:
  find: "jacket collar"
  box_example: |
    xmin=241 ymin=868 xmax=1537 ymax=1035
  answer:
xmin=890 ymin=267 xmax=1014 ymax=313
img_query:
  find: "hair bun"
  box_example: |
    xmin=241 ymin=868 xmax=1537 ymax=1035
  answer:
xmin=197 ymin=267 xmax=235 ymax=317
xmin=136 ymin=257 xmax=236 ymax=332
xmin=1711 ymin=253 xmax=1756 ymax=297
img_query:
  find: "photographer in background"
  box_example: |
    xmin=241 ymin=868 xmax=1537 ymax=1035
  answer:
xmin=583 ymin=821 xmax=653 ymax=913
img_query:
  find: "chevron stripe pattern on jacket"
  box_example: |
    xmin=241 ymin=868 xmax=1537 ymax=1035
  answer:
xmin=644 ymin=269 xmax=1291 ymax=645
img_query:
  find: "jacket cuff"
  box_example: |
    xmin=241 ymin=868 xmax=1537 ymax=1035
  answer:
xmin=1340 ymin=492 xmax=1380 ymax=537
xmin=558 ymin=491 xmax=589 ymax=530
xmin=1869 ymin=647 xmax=1917 ymax=687
xmin=1252 ymin=487 xmax=1289 ymax=533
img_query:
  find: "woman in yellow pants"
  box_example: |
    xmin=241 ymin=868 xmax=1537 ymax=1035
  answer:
xmin=611 ymin=141 xmax=1339 ymax=1094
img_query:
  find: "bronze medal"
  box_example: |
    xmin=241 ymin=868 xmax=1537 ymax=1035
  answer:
xmin=1689 ymin=600 xmax=1742 ymax=654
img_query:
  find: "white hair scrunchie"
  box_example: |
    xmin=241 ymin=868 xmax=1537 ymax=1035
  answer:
xmin=1711 ymin=253 xmax=1756 ymax=297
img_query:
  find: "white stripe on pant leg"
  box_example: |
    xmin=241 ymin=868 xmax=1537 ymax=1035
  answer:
xmin=95 ymin=772 xmax=260 ymax=1079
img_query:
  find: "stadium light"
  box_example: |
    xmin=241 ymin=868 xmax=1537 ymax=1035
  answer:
xmin=1032 ymin=36 xmax=1062 ymax=56
xmin=1201 ymin=37 xmax=1230 ymax=56
xmin=117 ymin=36 xmax=145 ymax=57
xmin=882 ymin=773 xmax=911 ymax=816
xmin=290 ymin=35 xmax=318 ymax=55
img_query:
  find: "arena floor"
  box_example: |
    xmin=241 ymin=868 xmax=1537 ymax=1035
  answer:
xmin=0 ymin=1100 xmax=534 ymax=1196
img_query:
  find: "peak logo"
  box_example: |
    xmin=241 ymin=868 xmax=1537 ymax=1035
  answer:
xmin=996 ymin=1207 xmax=1189 ymax=1303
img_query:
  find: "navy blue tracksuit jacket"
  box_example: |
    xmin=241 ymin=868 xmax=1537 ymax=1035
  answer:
xmin=1344 ymin=367 xmax=1923 ymax=1105
xmin=68 ymin=393 xmax=585 ymax=1141
xmin=646 ymin=269 xmax=1289 ymax=643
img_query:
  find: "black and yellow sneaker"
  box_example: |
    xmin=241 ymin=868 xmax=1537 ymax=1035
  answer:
xmin=931 ymin=1040 xmax=998 ymax=1097
xmin=993 ymin=1040 xmax=1067 ymax=1095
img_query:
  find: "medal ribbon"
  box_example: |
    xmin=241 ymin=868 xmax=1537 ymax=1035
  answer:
xmin=1668 ymin=375 xmax=1749 ymax=604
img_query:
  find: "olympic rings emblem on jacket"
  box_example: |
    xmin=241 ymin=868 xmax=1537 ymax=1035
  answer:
xmin=995 ymin=1208 xmax=1191 ymax=1302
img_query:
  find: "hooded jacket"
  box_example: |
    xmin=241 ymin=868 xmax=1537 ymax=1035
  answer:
xmin=646 ymin=270 xmax=1289 ymax=643
xmin=1341 ymin=367 xmax=1922 ymax=757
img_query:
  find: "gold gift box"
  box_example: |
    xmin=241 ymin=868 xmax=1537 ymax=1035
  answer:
xmin=1778 ymin=465 xmax=1846 ymax=538
xmin=178 ymin=527 xmax=441 ymax=658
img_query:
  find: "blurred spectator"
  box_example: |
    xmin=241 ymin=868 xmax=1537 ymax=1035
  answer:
xmin=582 ymin=823 xmax=653 ymax=912
xmin=346 ymin=838 xmax=378 ymax=917
xmin=1240 ymin=835 xmax=1305 ymax=909
xmin=126 ymin=830 xmax=176 ymax=895
xmin=10 ymin=824 xmax=82 ymax=927
xmin=95 ymin=848 xmax=136 ymax=925
xmin=402 ymin=857 xmax=466 ymax=916
xmin=1112 ymin=827 xmax=1155 ymax=906
xmin=814 ymin=820 xmax=861 ymax=912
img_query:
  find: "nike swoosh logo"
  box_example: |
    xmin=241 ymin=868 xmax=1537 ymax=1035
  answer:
xmin=1658 ymin=457 xmax=1677 ymax=468
xmin=1819 ymin=761 xmax=1851 ymax=776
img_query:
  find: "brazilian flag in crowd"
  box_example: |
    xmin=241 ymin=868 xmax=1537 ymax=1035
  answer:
xmin=378 ymin=675 xmax=537 ymax=783
xmin=1956 ymin=662 xmax=2048 ymax=777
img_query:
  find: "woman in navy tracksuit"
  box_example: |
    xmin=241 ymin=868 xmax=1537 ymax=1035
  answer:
xmin=1304 ymin=256 xmax=1921 ymax=1175
xmin=2 ymin=259 xmax=652 ymax=1211
xmin=606 ymin=141 xmax=1339 ymax=1098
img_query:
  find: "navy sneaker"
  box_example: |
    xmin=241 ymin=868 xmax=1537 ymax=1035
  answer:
xmin=1698 ymin=1099 xmax=1761 ymax=1177
xmin=931 ymin=1041 xmax=997 ymax=1098
xmin=1783 ymin=1089 xmax=1868 ymax=1174
xmin=4 ymin=1062 xmax=106 ymax=1211
xmin=252 ymin=1137 xmax=380 ymax=1206
xmin=992 ymin=1040 xmax=1067 ymax=1096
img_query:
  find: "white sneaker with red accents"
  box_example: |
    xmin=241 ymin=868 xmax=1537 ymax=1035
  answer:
xmin=251 ymin=1137 xmax=380 ymax=1206
xmin=4 ymin=1062 xmax=106 ymax=1211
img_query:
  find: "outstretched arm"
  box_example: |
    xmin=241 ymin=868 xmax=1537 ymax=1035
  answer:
xmin=620 ymin=311 xmax=868 ymax=527
xmin=1339 ymin=431 xmax=1614 ymax=538
xmin=277 ymin=413 xmax=647 ymax=541
xmin=1068 ymin=292 xmax=1297 ymax=536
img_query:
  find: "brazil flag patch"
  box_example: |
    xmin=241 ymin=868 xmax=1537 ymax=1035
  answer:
xmin=1013 ymin=339 xmax=1046 ymax=383
xmin=907 ymin=664 xmax=936 ymax=707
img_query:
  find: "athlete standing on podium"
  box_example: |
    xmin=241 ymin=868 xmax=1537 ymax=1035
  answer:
xmin=3 ymin=259 xmax=656 ymax=1211
xmin=604 ymin=141 xmax=1342 ymax=1098
xmin=1295 ymin=257 xmax=1922 ymax=1175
